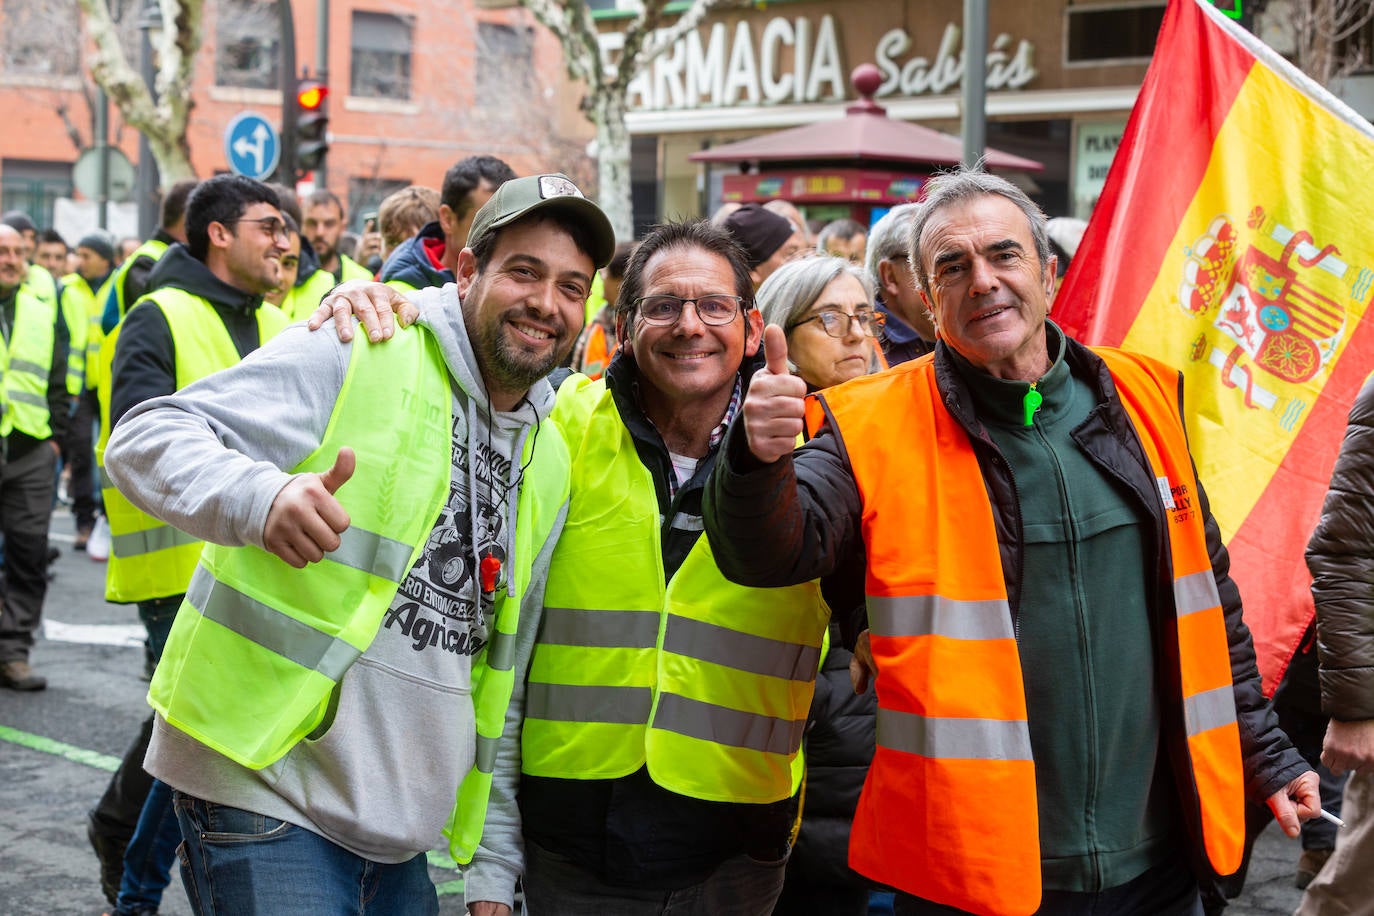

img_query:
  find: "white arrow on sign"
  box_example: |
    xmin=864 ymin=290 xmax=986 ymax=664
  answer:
xmin=232 ymin=123 xmax=270 ymax=177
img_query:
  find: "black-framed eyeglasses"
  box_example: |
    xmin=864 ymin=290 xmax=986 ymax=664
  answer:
xmin=225 ymin=217 xmax=289 ymax=242
xmin=633 ymin=294 xmax=747 ymax=326
xmin=789 ymin=309 xmax=883 ymax=339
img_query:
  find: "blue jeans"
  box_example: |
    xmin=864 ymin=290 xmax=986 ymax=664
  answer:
xmin=173 ymin=791 xmax=439 ymax=915
xmin=138 ymin=595 xmax=180 ymax=667
xmin=114 ymin=779 xmax=179 ymax=915
xmin=523 ymin=840 xmax=788 ymax=915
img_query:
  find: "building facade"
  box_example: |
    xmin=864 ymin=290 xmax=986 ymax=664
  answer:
xmin=0 ymin=0 xmax=592 ymax=235
xmin=596 ymin=0 xmax=1374 ymax=230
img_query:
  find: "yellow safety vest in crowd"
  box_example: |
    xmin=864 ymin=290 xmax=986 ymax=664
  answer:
xmin=521 ymin=374 xmax=831 ymax=803
xmin=85 ymin=271 xmax=117 ymax=393
xmin=337 ymin=253 xmax=373 ymax=283
xmin=280 ymin=268 xmax=336 ymax=322
xmin=97 ymin=289 xmax=288 ymax=603
xmin=2 ymin=273 xmax=59 ymax=439
xmin=59 ymin=273 xmax=95 ymax=396
xmin=109 ymin=239 xmax=168 ymax=321
xmin=148 ymin=324 xmax=570 ymax=864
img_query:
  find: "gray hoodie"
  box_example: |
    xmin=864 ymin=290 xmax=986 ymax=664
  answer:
xmin=105 ymin=283 xmax=566 ymax=908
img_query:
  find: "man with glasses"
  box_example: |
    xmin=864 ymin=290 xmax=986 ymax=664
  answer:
xmin=865 ymin=203 xmax=936 ymax=365
xmin=315 ymin=219 xmax=832 ymax=914
xmin=87 ymin=174 xmax=292 ymax=913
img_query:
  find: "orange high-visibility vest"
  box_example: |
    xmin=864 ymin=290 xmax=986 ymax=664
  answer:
xmin=811 ymin=346 xmax=1245 ymax=916
xmin=578 ymin=321 xmax=617 ymax=382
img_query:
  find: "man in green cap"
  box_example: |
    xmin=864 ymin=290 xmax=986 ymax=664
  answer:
xmin=104 ymin=174 xmax=614 ymax=915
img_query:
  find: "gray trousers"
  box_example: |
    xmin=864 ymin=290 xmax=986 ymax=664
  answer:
xmin=522 ymin=841 xmax=788 ymax=916
xmin=1296 ymin=770 xmax=1374 ymax=916
xmin=0 ymin=442 xmax=56 ymax=662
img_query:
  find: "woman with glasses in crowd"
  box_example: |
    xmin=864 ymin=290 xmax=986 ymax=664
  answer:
xmin=759 ymin=255 xmax=883 ymax=396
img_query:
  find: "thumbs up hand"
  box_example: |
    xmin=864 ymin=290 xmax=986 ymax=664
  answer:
xmin=744 ymin=325 xmax=808 ymax=464
xmin=263 ymin=447 xmax=355 ymax=568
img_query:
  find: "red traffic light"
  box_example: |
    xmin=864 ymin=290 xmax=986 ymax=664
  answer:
xmin=297 ymin=82 xmax=328 ymax=110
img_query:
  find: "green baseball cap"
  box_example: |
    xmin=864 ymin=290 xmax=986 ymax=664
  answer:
xmin=465 ymin=173 xmax=616 ymax=269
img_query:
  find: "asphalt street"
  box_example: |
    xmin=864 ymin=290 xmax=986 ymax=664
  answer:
xmin=0 ymin=507 xmax=1313 ymax=915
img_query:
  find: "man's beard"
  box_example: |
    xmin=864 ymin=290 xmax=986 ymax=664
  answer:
xmin=475 ymin=307 xmax=567 ymax=394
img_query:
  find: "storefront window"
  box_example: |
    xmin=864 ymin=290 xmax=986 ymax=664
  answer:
xmin=1066 ymin=2 xmax=1166 ymax=64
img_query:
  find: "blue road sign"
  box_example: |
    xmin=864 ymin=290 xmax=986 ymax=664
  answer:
xmin=224 ymin=112 xmax=281 ymax=181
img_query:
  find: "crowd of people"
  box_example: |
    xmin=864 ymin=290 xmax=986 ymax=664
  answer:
xmin=0 ymin=157 xmax=1370 ymax=916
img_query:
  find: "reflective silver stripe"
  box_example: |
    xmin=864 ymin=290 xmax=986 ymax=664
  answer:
xmin=875 ymin=707 xmax=1033 ymax=761
xmin=668 ymin=512 xmax=704 ymax=532
xmin=540 ymin=607 xmax=659 ymax=649
xmin=662 ymin=616 xmax=820 ymax=681
xmin=185 ymin=572 xmax=360 ymax=681
xmin=525 ymin=682 xmax=653 ymax=724
xmin=326 ymin=525 xmax=413 ymax=583
xmin=867 ymin=595 xmax=1015 ymax=641
xmin=8 ymin=390 xmax=48 ymax=409
xmin=475 ymin=733 xmax=499 ymax=773
xmin=487 ymin=628 xmax=517 ymax=672
xmin=653 ymin=693 xmax=805 ymax=756
xmin=1175 ymin=571 xmax=1221 ymax=617
xmin=1185 ymin=685 xmax=1238 ymax=737
xmin=9 ymin=358 xmax=48 ymax=376
xmin=111 ymin=523 xmax=201 ymax=558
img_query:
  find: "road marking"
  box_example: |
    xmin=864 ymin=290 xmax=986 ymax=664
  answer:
xmin=0 ymin=724 xmax=120 ymax=772
xmin=43 ymin=619 xmax=146 ymax=647
xmin=0 ymin=724 xmax=466 ymax=894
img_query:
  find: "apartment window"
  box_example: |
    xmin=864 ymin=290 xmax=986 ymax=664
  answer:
xmin=3 ymin=0 xmax=80 ymax=77
xmin=477 ymin=22 xmax=534 ymax=99
xmin=1065 ymin=2 xmax=1166 ymax=65
xmin=351 ymin=12 xmax=413 ymax=100
xmin=214 ymin=0 xmax=281 ymax=89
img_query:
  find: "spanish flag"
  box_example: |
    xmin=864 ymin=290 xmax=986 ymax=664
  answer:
xmin=1055 ymin=0 xmax=1374 ymax=695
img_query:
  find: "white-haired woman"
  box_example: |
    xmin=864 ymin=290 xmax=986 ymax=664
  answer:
xmin=758 ymin=256 xmax=883 ymax=396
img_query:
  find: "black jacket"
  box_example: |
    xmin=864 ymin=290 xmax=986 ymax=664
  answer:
xmin=1306 ymin=373 xmax=1374 ymax=722
xmin=379 ymin=221 xmax=452 ymax=291
xmin=705 ymin=334 xmax=1308 ymax=884
xmin=787 ymin=625 xmax=875 ymax=890
xmin=110 ymin=244 xmax=270 ymax=428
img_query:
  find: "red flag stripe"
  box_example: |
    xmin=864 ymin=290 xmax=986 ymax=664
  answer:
xmin=1056 ymin=0 xmax=1255 ymax=344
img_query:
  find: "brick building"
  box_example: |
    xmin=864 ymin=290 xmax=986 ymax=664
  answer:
xmin=0 ymin=0 xmax=593 ymax=235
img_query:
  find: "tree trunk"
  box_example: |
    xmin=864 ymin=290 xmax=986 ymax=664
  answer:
xmin=147 ymin=133 xmax=196 ymax=187
xmin=593 ymin=94 xmax=635 ymax=242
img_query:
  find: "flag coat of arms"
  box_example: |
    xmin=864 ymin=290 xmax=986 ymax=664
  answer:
xmin=1055 ymin=0 xmax=1374 ymax=695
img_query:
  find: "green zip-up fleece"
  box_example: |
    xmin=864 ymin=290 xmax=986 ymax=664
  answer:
xmin=949 ymin=324 xmax=1182 ymax=893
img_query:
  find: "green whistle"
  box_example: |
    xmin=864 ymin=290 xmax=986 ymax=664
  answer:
xmin=1023 ymin=385 xmax=1043 ymax=427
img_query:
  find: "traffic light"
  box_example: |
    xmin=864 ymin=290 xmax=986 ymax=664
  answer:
xmin=295 ymin=78 xmax=329 ymax=174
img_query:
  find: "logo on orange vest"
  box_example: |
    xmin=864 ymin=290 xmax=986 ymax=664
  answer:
xmin=1178 ymin=207 xmax=1364 ymax=416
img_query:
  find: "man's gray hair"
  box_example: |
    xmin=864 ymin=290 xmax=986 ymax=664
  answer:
xmin=908 ymin=169 xmax=1051 ymax=294
xmin=863 ymin=203 xmax=920 ymax=283
xmin=758 ymin=255 xmax=874 ymax=335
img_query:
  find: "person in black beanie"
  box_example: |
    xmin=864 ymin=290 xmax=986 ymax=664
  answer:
xmin=724 ymin=202 xmax=806 ymax=288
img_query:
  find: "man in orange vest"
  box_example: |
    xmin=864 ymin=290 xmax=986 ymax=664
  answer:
xmin=704 ymin=168 xmax=1320 ymax=916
